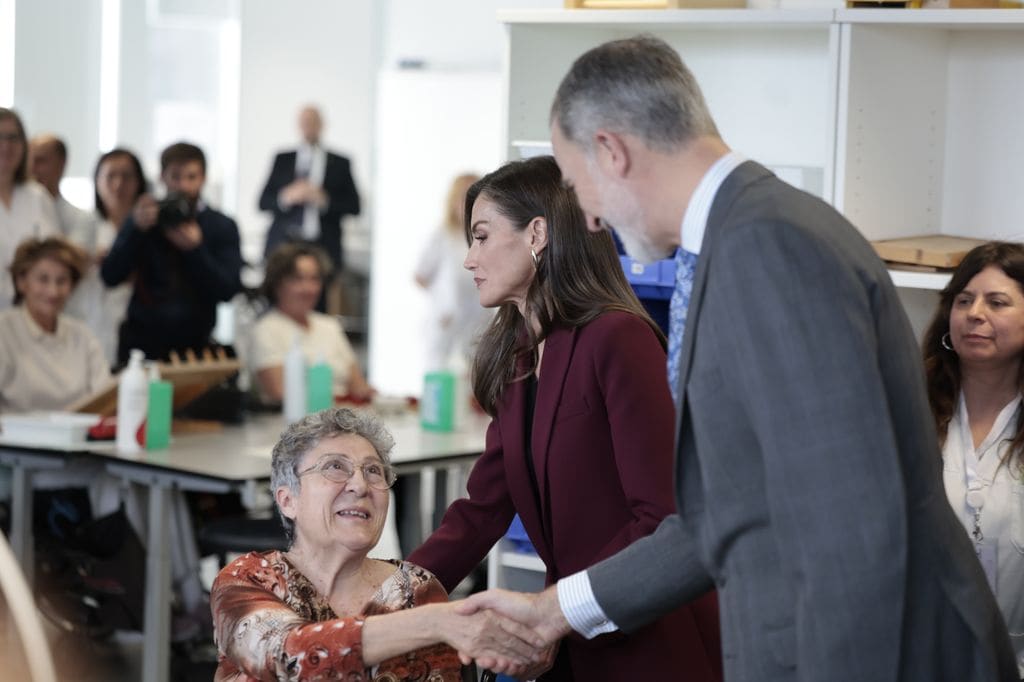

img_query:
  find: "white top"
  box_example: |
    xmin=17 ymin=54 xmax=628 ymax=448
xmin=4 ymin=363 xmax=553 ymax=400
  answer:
xmin=414 ymin=227 xmax=492 ymax=370
xmin=0 ymin=306 xmax=111 ymax=413
xmin=250 ymin=308 xmax=358 ymax=399
xmin=558 ymin=150 xmax=746 ymax=639
xmin=942 ymin=392 xmax=1024 ymax=673
xmin=55 ymin=194 xmax=97 ymax=246
xmin=64 ymin=216 xmax=132 ymax=367
xmin=288 ymin=143 xmax=327 ymax=240
xmin=0 ymin=182 xmax=59 ymax=310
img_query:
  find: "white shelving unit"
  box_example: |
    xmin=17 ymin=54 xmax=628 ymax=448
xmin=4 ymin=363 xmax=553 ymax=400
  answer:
xmin=488 ymin=7 xmax=1024 ymax=585
xmin=487 ymin=537 xmax=546 ymax=591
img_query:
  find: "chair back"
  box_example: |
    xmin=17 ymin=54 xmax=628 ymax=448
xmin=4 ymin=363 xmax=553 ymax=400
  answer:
xmin=0 ymin=534 xmax=57 ymax=682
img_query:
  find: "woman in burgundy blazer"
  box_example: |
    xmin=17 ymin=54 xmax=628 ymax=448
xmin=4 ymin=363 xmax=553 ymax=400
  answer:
xmin=407 ymin=156 xmax=721 ymax=681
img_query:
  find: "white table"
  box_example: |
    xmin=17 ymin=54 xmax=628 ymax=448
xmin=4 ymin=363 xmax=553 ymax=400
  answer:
xmin=0 ymin=408 xmax=488 ymax=682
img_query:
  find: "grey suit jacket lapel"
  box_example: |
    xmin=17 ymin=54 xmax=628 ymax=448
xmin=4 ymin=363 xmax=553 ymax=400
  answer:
xmin=673 ymin=161 xmax=774 ymax=433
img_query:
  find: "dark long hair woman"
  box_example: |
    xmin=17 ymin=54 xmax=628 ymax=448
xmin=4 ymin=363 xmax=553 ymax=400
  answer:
xmin=408 ymin=156 xmax=721 ymax=681
xmin=465 ymin=155 xmax=664 ymax=415
xmin=922 ymin=240 xmax=1024 ymax=673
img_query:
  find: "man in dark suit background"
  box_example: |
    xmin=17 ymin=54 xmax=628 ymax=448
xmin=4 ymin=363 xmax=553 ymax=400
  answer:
xmin=259 ymin=105 xmax=360 ymax=276
xmin=457 ymin=36 xmax=1019 ymax=681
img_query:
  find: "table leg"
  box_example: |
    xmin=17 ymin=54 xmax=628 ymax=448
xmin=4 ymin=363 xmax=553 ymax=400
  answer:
xmin=8 ymin=463 xmax=34 ymax=587
xmin=444 ymin=464 xmax=466 ymax=508
xmin=419 ymin=466 xmax=436 ymax=544
xmin=142 ymin=482 xmax=171 ymax=682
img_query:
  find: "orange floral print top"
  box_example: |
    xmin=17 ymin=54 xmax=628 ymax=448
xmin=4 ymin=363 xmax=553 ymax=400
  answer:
xmin=211 ymin=551 xmax=462 ymax=681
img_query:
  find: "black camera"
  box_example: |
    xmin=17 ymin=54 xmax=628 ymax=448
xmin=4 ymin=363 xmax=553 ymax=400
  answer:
xmin=156 ymin=192 xmax=196 ymax=230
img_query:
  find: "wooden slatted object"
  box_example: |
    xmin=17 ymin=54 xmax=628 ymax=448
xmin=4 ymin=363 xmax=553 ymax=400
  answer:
xmin=66 ymin=347 xmax=240 ymax=418
xmin=870 ymin=235 xmax=988 ymax=270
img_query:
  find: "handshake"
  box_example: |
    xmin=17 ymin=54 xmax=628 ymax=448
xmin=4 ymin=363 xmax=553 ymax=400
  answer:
xmin=443 ymin=586 xmax=572 ymax=680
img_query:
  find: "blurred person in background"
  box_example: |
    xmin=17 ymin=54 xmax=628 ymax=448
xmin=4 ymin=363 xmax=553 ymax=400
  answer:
xmin=250 ymin=242 xmax=373 ymax=405
xmin=260 ymin=105 xmax=360 ymax=277
xmin=101 ymin=141 xmax=242 ymax=362
xmin=0 ymin=237 xmax=108 ymax=413
xmin=414 ymin=172 xmax=492 ymax=371
xmin=0 ymin=108 xmax=59 ymax=311
xmin=29 ymin=134 xmax=94 ymax=243
xmin=65 ymin=148 xmax=148 ymax=366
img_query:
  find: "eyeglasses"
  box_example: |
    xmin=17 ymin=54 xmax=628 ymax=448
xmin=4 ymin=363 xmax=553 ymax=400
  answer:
xmin=297 ymin=454 xmax=396 ymax=490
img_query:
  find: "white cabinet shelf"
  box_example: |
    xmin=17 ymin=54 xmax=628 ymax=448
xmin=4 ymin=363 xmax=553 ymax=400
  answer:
xmin=888 ymin=269 xmax=952 ymax=291
xmin=500 ymin=9 xmax=1024 ymax=341
xmin=487 ymin=537 xmax=546 ymax=592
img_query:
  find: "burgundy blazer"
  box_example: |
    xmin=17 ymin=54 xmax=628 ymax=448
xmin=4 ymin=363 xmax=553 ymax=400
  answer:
xmin=408 ymin=311 xmax=721 ymax=681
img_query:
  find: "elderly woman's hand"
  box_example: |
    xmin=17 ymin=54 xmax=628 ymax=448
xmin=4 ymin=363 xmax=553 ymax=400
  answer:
xmin=434 ymin=603 xmax=546 ymax=675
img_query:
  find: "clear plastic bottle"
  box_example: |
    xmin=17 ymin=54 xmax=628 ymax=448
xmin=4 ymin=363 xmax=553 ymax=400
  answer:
xmin=116 ymin=349 xmax=148 ymax=454
xmin=283 ymin=333 xmax=306 ymax=423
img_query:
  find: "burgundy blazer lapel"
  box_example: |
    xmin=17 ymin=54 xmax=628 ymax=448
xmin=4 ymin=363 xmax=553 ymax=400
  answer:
xmin=496 ymin=359 xmax=556 ymax=568
xmin=531 ymin=326 xmax=578 ymax=532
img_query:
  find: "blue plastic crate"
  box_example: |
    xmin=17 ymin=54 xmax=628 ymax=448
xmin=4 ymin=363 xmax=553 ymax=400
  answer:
xmin=620 ymin=254 xmax=675 ymax=301
xmin=505 ymin=514 xmax=536 ymax=554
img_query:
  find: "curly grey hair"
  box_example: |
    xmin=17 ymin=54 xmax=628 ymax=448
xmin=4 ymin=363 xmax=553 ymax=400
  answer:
xmin=550 ymin=34 xmax=718 ymax=155
xmin=271 ymin=408 xmax=396 ymax=546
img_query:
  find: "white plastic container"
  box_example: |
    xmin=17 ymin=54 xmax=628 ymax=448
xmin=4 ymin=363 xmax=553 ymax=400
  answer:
xmin=116 ymin=349 xmax=148 ymax=454
xmin=283 ymin=333 xmax=306 ymax=423
xmin=0 ymin=412 xmax=101 ymax=448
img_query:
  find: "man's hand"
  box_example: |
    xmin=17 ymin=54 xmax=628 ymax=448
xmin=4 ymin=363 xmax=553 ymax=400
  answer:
xmin=164 ymin=221 xmax=203 ymax=251
xmin=132 ymin=194 xmax=159 ymax=231
xmin=454 ymin=587 xmax=572 ymax=674
xmin=512 ymin=641 xmax=558 ymax=681
xmin=434 ymin=604 xmax=546 ymax=677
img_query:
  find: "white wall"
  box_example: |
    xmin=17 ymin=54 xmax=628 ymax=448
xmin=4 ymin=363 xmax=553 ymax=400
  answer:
xmin=11 ymin=0 xmax=103 ymax=179
xmin=235 ymin=0 xmax=380 ymax=266
xmin=381 ymin=0 xmax=560 ymax=70
xmin=369 ymin=69 xmax=503 ymax=395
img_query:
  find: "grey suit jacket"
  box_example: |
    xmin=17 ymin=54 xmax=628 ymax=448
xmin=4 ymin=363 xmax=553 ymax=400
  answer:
xmin=587 ymin=162 xmax=1017 ymax=681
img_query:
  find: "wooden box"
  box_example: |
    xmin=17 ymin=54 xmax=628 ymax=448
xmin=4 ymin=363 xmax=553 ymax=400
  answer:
xmin=870 ymin=235 xmax=988 ymax=269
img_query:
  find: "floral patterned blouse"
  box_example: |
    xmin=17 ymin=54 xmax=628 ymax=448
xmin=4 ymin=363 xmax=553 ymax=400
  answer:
xmin=211 ymin=550 xmax=463 ymax=681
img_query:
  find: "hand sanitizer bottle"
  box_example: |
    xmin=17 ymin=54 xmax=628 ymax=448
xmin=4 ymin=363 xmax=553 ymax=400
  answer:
xmin=116 ymin=349 xmax=148 ymax=454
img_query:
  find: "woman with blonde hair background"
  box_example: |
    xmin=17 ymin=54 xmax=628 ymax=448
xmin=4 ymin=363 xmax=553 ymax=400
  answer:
xmin=414 ymin=172 xmax=492 ymax=370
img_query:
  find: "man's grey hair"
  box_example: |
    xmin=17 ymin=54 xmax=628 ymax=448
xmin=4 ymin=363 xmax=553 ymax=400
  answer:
xmin=270 ymin=408 xmax=396 ymax=546
xmin=550 ymin=34 xmax=718 ymax=155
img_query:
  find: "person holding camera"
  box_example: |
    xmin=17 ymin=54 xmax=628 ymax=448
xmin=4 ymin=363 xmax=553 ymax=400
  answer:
xmin=101 ymin=141 xmax=242 ymax=363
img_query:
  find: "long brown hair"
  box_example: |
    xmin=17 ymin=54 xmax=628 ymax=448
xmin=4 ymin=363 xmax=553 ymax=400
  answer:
xmin=923 ymin=241 xmax=1024 ymax=470
xmin=467 ymin=155 xmax=664 ymax=416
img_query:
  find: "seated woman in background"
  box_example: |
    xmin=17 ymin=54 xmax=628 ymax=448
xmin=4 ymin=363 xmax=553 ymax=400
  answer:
xmin=251 ymin=242 xmax=373 ymax=403
xmin=923 ymin=241 xmax=1024 ymax=674
xmin=65 ymin=148 xmax=148 ymax=367
xmin=407 ymin=156 xmax=721 ymax=681
xmin=0 ymin=108 xmax=59 ymax=311
xmin=0 ymin=237 xmax=110 ymax=412
xmin=211 ymin=408 xmax=540 ymax=680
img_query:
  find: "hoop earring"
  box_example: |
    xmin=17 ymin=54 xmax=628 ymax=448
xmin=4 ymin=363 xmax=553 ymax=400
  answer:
xmin=941 ymin=332 xmax=954 ymax=351
xmin=530 ymin=248 xmax=539 ymax=268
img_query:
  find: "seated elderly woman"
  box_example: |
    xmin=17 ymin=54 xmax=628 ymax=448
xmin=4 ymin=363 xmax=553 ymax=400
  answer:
xmin=250 ymin=243 xmax=373 ymax=405
xmin=0 ymin=236 xmax=109 ymax=412
xmin=211 ymin=408 xmax=539 ymax=680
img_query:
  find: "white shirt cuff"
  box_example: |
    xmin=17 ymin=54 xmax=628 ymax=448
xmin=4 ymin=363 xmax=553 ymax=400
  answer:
xmin=556 ymin=570 xmax=619 ymax=639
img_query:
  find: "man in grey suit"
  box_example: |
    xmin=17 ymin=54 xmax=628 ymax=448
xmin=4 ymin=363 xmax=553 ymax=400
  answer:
xmin=459 ymin=36 xmax=1018 ymax=681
